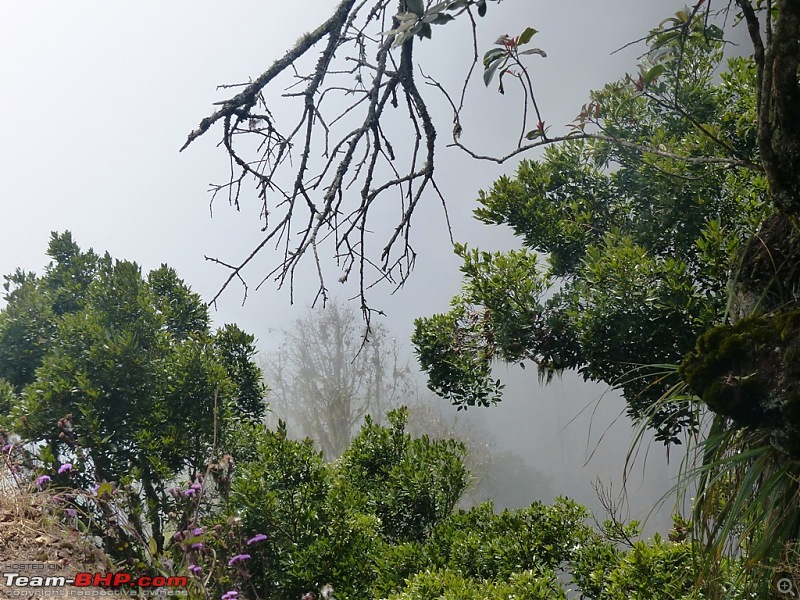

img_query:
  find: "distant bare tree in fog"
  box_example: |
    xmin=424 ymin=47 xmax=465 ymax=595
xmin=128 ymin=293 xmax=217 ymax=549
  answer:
xmin=263 ymin=301 xmax=415 ymax=458
xmin=262 ymin=301 xmax=551 ymax=504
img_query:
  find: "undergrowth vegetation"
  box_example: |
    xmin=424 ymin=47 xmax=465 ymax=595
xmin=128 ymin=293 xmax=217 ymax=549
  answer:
xmin=0 ymin=407 xmax=757 ymax=600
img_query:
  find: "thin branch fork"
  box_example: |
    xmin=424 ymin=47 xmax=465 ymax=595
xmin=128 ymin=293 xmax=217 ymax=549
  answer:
xmin=189 ymin=0 xmax=447 ymax=321
xmin=181 ymin=0 xmax=359 ymax=153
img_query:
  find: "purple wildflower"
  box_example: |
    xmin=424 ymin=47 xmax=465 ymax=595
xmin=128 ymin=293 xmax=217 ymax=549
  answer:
xmin=184 ymin=488 xmax=197 ymax=497
xmin=228 ymin=554 xmax=251 ymax=566
xmin=58 ymin=463 xmax=72 ymax=474
xmin=36 ymin=475 xmax=51 ymax=487
xmin=188 ymin=564 xmax=202 ymax=575
xmin=190 ymin=482 xmax=202 ymax=491
xmin=221 ymin=592 xmax=239 ymax=600
xmin=191 ymin=542 xmax=204 ymax=550
xmin=193 ymin=527 xmax=204 ymax=536
xmin=247 ymin=533 xmax=268 ymax=546
xmin=65 ymin=508 xmax=77 ymax=518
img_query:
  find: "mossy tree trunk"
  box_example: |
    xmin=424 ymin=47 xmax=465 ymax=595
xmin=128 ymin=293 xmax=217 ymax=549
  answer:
xmin=688 ymin=2 xmax=800 ymax=443
xmin=727 ymin=1 xmax=800 ymax=318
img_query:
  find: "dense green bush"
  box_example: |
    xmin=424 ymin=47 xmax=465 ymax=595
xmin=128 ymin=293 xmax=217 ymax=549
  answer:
xmin=194 ymin=409 xmax=746 ymax=600
xmin=0 ymin=232 xmax=266 ymax=563
xmin=220 ymin=408 xmax=467 ymax=599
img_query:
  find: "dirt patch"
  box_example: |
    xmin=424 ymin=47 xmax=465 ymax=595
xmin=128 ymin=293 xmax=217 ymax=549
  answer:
xmin=0 ymin=477 xmax=116 ymax=599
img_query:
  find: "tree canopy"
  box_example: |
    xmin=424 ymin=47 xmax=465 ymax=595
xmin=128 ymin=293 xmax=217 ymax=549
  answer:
xmin=0 ymin=231 xmax=266 ymax=558
xmin=413 ymin=32 xmax=769 ymax=444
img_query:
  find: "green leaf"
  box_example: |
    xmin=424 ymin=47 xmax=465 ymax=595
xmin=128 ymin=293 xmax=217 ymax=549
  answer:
xmin=642 ymin=64 xmax=665 ymax=87
xmin=483 ymin=47 xmax=506 ymax=66
xmin=518 ymin=26 xmax=538 ymax=46
xmin=520 ymin=48 xmax=547 ymax=58
xmin=705 ymin=24 xmax=724 ymax=40
xmin=483 ymin=57 xmax=505 ymax=86
xmin=446 ymin=0 xmax=469 ymax=10
xmin=425 ymin=12 xmax=455 ymax=24
xmin=650 ymin=30 xmax=681 ymax=48
xmin=416 ymin=22 xmax=432 ymax=40
xmin=477 ymin=0 xmax=487 ymax=17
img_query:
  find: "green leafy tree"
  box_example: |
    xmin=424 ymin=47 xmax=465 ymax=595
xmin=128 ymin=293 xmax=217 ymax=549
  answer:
xmin=336 ymin=407 xmax=468 ymax=543
xmin=0 ymin=232 xmax=266 ymax=560
xmin=412 ymin=30 xmax=767 ymax=444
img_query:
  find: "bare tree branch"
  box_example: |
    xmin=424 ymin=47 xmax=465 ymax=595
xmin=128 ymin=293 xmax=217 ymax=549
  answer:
xmin=448 ymin=132 xmax=759 ymax=169
xmin=181 ymin=0 xmax=359 ymax=153
xmin=183 ymin=0 xmax=493 ymax=321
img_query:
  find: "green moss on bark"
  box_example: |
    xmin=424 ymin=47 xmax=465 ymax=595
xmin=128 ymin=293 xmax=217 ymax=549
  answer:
xmin=681 ymin=309 xmax=800 ymax=455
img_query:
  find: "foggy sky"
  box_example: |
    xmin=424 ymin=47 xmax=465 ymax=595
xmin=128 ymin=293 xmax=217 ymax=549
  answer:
xmin=1 ymin=0 xmax=722 ymax=533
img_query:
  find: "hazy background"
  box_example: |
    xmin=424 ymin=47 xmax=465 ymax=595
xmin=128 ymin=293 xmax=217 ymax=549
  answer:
xmin=1 ymin=0 xmax=735 ymax=533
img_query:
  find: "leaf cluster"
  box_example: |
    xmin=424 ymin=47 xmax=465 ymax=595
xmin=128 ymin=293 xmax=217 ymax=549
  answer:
xmin=387 ymin=0 xmax=498 ymax=48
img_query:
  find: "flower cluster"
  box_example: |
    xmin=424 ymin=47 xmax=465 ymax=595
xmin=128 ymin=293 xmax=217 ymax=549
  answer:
xmin=34 ymin=461 xmax=77 ymax=489
xmin=175 ymin=522 xmax=215 ymax=556
xmin=246 ymin=533 xmax=268 ymax=545
xmin=170 ymin=481 xmax=203 ymax=499
xmin=227 ymin=554 xmax=250 ymax=566
xmin=185 ymin=482 xmax=202 ymax=497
